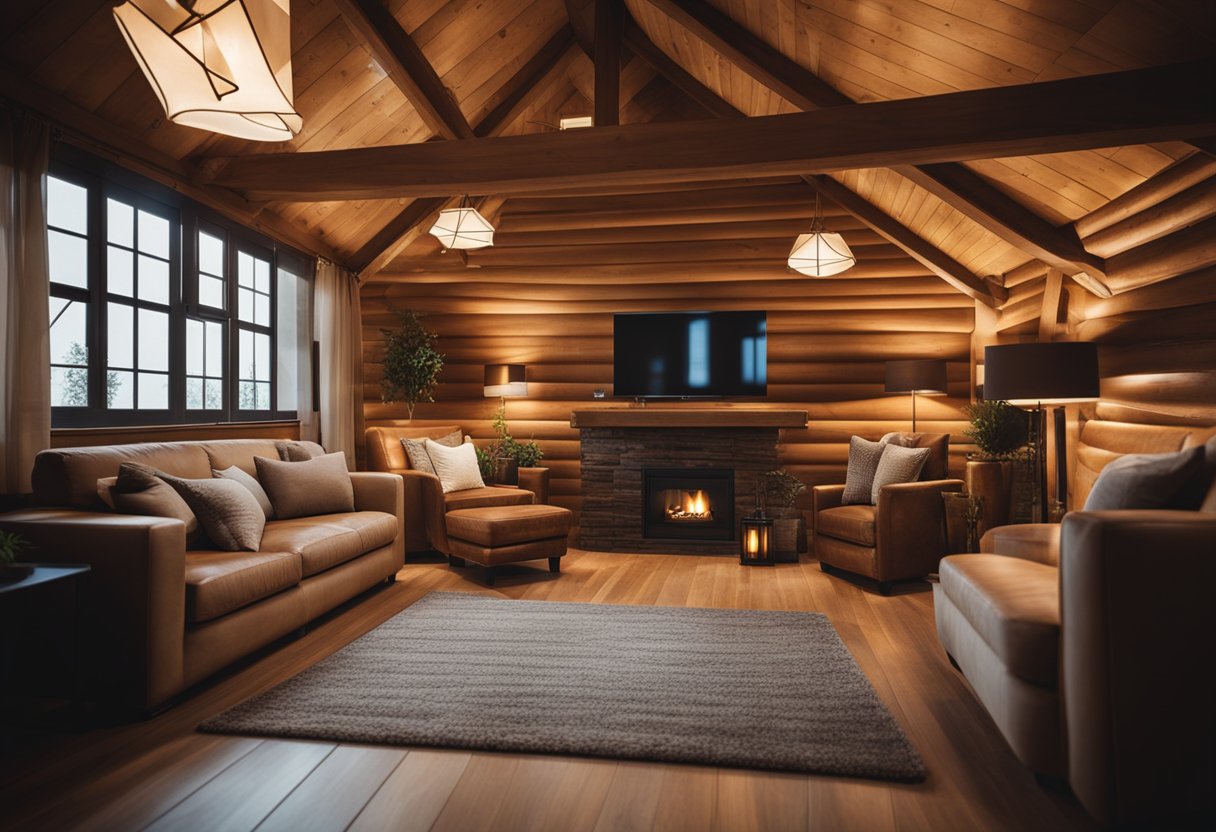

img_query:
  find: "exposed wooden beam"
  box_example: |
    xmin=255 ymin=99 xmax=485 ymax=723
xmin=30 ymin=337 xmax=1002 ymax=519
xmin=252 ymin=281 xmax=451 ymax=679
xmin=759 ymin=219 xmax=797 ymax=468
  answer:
xmin=331 ymin=0 xmax=474 ymax=140
xmin=1189 ymin=137 xmax=1216 ymax=157
xmin=1081 ymin=172 xmax=1216 ymax=258
xmin=0 ymin=66 xmax=345 ymax=266
xmin=475 ymin=26 xmax=577 ymax=138
xmin=1038 ymin=269 xmax=1066 ymax=341
xmin=1103 ymin=213 xmax=1216 ymax=294
xmin=801 ymin=175 xmax=1006 ymax=307
xmin=641 ymin=0 xmax=850 ymax=110
xmin=1074 ymin=152 xmax=1216 ymax=239
xmin=353 ymin=196 xmax=451 ymax=275
xmin=594 ymin=0 xmax=623 ymax=126
xmin=204 ymin=62 xmax=1216 ymax=202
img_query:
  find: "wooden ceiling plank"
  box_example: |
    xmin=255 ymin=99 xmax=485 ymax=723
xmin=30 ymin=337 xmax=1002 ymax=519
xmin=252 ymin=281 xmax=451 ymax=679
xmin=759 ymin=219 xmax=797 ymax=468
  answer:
xmin=594 ymin=0 xmax=624 ymax=126
xmin=802 ymin=174 xmax=1005 ymax=307
xmin=623 ymin=19 xmax=744 ymax=119
xmin=204 ymin=61 xmax=1216 ymax=202
xmin=331 ymin=0 xmax=475 ymax=140
xmin=475 ymin=25 xmax=577 ymax=137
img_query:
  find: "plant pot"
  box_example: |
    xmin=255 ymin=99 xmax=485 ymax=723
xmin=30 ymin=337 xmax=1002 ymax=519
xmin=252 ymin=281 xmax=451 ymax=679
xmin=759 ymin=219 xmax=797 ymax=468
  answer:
xmin=769 ymin=508 xmax=805 ymax=563
xmin=942 ymin=493 xmax=981 ymax=554
xmin=490 ymin=457 xmax=519 ymax=486
xmin=965 ymin=460 xmax=1014 ymax=539
xmin=0 ymin=564 xmax=34 ymax=582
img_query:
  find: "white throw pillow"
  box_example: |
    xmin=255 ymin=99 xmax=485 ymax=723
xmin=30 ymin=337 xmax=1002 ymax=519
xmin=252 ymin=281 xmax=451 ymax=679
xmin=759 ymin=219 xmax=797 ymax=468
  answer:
xmin=425 ymin=439 xmax=485 ymax=493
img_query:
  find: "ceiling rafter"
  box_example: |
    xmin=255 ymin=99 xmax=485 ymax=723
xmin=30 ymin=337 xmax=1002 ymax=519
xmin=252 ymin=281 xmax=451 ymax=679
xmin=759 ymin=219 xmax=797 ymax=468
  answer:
xmin=638 ymin=0 xmax=1113 ymax=295
xmin=594 ymin=0 xmax=624 ymax=127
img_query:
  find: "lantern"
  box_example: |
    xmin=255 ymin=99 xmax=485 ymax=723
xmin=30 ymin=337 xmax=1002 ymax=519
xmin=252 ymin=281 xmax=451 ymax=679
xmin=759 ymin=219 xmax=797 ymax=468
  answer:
xmin=740 ymin=513 xmax=774 ymax=566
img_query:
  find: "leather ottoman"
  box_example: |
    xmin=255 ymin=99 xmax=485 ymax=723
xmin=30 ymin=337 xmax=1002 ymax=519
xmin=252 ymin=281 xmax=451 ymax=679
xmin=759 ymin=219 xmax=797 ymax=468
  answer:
xmin=444 ymin=504 xmax=572 ymax=585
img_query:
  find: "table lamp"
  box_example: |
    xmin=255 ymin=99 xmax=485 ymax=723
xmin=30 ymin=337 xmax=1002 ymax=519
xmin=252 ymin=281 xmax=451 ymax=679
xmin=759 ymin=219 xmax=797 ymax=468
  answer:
xmin=983 ymin=343 xmax=1099 ymax=520
xmin=885 ymin=359 xmax=948 ymax=432
xmin=484 ymin=363 xmax=528 ymax=408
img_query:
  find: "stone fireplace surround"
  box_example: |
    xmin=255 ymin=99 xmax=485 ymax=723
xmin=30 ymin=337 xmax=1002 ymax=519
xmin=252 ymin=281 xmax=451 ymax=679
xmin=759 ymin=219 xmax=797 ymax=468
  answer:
xmin=572 ymin=410 xmax=809 ymax=555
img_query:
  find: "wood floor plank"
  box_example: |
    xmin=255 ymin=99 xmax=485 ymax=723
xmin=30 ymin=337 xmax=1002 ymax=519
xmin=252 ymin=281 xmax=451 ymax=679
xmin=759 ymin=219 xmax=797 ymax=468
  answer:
xmin=488 ymin=756 xmax=617 ymax=832
xmin=650 ymin=765 xmax=718 ymax=832
xmin=714 ymin=768 xmax=810 ymax=832
xmin=254 ymin=744 xmax=406 ymax=832
xmin=346 ymin=749 xmax=472 ymax=832
xmin=428 ymin=754 xmax=521 ymax=832
xmin=591 ymin=760 xmax=667 ymax=832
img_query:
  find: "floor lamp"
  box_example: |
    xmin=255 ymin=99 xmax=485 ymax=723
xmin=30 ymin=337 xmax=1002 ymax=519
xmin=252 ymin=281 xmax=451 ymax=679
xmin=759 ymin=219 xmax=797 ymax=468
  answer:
xmin=982 ymin=343 xmax=1099 ymax=522
xmin=885 ymin=359 xmax=948 ymax=432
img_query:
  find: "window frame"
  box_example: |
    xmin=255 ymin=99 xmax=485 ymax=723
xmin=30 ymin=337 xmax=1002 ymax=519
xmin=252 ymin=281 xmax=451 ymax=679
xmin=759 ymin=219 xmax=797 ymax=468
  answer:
xmin=48 ymin=146 xmax=312 ymax=429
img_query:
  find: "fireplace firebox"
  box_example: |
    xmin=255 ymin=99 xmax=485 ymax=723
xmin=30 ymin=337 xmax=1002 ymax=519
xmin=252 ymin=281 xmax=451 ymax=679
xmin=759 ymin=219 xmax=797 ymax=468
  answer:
xmin=643 ymin=468 xmax=734 ymax=541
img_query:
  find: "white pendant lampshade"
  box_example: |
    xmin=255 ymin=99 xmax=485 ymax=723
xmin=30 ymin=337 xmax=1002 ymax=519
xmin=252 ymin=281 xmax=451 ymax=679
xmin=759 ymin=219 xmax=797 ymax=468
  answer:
xmin=429 ymin=206 xmax=495 ymax=251
xmin=113 ymin=0 xmax=302 ymax=142
xmin=787 ymin=230 xmax=856 ymax=277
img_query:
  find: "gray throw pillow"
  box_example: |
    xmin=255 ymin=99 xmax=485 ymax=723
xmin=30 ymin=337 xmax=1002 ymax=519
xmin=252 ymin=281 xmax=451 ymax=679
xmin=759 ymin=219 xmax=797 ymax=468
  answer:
xmin=871 ymin=445 xmax=932 ymax=503
xmin=1173 ymin=437 xmax=1216 ymax=511
xmin=112 ymin=462 xmax=204 ymax=546
xmin=213 ymin=465 xmax=275 ymax=519
xmin=255 ymin=452 xmax=355 ymax=519
xmin=842 ymin=436 xmax=888 ymax=505
xmin=275 ymin=441 xmax=324 ymax=462
xmin=400 ymin=428 xmax=462 ymax=475
xmin=1084 ymin=445 xmax=1205 ymax=511
xmin=158 ymin=473 xmax=266 ymax=552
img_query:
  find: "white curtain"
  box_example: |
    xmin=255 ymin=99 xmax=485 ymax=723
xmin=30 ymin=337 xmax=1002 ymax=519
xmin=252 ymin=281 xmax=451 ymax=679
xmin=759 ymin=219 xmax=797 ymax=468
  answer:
xmin=314 ymin=259 xmax=363 ymax=469
xmin=0 ymin=111 xmax=51 ymax=495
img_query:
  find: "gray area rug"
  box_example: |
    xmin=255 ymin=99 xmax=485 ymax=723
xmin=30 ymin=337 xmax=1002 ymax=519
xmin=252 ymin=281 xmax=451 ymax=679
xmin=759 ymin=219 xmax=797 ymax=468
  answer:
xmin=201 ymin=592 xmax=925 ymax=780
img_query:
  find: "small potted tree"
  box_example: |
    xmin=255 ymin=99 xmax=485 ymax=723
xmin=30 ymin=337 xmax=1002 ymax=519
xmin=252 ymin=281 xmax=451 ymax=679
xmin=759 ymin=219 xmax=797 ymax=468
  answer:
xmin=479 ymin=403 xmax=544 ymax=487
xmin=763 ymin=469 xmax=807 ymax=563
xmin=380 ymin=310 xmax=444 ymax=421
xmin=963 ymin=400 xmax=1030 ymax=535
xmin=0 ymin=529 xmax=33 ymax=581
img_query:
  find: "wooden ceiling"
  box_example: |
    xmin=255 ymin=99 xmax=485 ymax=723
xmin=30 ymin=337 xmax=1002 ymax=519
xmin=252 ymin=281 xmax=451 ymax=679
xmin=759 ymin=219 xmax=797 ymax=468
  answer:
xmin=1 ymin=0 xmax=1212 ymax=295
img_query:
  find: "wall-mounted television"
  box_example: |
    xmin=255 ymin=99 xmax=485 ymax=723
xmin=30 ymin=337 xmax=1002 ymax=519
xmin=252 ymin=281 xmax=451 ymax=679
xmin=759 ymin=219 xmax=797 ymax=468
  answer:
xmin=613 ymin=311 xmax=767 ymax=398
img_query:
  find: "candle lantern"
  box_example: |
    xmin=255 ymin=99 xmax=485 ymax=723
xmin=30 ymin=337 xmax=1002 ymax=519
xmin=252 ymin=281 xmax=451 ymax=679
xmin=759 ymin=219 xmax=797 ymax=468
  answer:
xmin=740 ymin=513 xmax=774 ymax=566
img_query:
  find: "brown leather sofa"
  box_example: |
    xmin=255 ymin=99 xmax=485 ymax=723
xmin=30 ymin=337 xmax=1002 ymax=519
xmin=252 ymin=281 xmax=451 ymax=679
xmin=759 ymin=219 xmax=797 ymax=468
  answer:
xmin=365 ymin=425 xmax=548 ymax=556
xmin=935 ymin=418 xmax=1216 ymax=827
xmin=812 ymin=433 xmax=963 ymax=592
xmin=0 ymin=439 xmax=403 ymax=714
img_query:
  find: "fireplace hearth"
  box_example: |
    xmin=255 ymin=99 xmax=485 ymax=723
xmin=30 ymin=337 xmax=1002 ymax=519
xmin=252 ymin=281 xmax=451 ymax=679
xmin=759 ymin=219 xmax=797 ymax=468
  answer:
xmin=643 ymin=468 xmax=734 ymax=541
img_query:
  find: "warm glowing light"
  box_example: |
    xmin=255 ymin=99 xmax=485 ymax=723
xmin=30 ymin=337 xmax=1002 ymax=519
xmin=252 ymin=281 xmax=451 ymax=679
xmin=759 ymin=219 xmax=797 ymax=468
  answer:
xmin=744 ymin=527 xmax=759 ymax=554
xmin=665 ymin=490 xmax=712 ymax=521
xmin=429 ymin=206 xmax=495 ymax=250
xmin=787 ymin=230 xmax=856 ymax=277
xmin=113 ymin=0 xmax=302 ymax=141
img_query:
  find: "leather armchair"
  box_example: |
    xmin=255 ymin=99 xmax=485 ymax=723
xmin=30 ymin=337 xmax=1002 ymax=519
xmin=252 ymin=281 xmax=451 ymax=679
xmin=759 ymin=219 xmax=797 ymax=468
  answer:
xmin=812 ymin=433 xmax=963 ymax=592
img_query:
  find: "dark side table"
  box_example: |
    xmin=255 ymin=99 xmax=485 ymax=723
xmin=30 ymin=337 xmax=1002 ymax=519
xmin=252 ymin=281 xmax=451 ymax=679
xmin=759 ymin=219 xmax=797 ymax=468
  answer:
xmin=0 ymin=564 xmax=91 ymax=735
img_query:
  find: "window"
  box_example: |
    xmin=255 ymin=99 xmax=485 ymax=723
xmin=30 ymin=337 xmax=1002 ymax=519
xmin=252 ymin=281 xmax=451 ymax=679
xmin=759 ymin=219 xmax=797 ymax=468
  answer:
xmin=46 ymin=149 xmax=312 ymax=427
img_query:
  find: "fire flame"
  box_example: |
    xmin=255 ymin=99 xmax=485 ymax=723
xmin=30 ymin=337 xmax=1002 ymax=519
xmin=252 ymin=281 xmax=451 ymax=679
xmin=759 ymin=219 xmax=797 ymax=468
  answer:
xmin=667 ymin=490 xmax=712 ymax=520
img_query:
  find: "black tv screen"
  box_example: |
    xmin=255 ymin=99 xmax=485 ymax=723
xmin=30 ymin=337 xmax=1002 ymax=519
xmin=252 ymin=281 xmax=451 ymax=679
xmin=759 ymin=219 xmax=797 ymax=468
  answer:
xmin=613 ymin=311 xmax=767 ymax=398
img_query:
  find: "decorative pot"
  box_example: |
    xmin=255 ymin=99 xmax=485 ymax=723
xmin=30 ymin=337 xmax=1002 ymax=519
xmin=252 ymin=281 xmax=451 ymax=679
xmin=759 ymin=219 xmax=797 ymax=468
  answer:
xmin=769 ymin=508 xmax=805 ymax=563
xmin=966 ymin=460 xmax=1014 ymax=539
xmin=0 ymin=564 xmax=34 ymax=582
xmin=942 ymin=493 xmax=982 ymax=553
xmin=490 ymin=457 xmax=519 ymax=486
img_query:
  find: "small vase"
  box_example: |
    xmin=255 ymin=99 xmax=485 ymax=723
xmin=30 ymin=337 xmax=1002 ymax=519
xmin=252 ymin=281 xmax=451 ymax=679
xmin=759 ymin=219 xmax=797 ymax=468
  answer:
xmin=966 ymin=460 xmax=1014 ymax=539
xmin=491 ymin=457 xmax=519 ymax=486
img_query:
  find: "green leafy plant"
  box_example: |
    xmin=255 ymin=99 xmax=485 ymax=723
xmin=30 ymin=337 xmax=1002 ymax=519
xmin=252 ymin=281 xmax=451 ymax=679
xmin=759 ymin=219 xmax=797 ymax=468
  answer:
xmin=474 ymin=445 xmax=495 ymax=480
xmin=763 ymin=468 xmax=806 ymax=509
xmin=380 ymin=311 xmax=444 ymax=420
xmin=964 ymin=400 xmax=1030 ymax=460
xmin=485 ymin=402 xmax=544 ymax=468
xmin=0 ymin=530 xmax=31 ymax=566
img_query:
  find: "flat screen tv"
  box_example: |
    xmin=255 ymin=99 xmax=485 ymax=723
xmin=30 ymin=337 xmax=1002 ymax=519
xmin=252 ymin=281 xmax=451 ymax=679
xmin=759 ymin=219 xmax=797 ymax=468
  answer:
xmin=613 ymin=311 xmax=767 ymax=398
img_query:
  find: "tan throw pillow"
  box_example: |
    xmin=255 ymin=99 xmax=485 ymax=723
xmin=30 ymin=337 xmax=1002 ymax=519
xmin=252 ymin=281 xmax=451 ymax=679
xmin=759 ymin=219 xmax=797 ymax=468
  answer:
xmin=842 ymin=436 xmax=888 ymax=505
xmin=157 ymin=473 xmax=266 ymax=552
xmin=255 ymin=452 xmax=355 ymax=519
xmin=275 ymin=441 xmax=324 ymax=462
xmin=871 ymin=445 xmax=932 ymax=503
xmin=400 ymin=428 xmax=462 ymax=474
xmin=425 ymin=439 xmax=484 ymax=493
xmin=113 ymin=462 xmax=204 ymax=545
xmin=213 ymin=465 xmax=275 ymax=519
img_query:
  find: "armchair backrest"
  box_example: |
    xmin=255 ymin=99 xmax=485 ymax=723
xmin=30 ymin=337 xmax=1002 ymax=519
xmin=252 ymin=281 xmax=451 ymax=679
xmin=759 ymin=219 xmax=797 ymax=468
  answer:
xmin=364 ymin=425 xmax=462 ymax=472
xmin=1074 ymin=419 xmax=1215 ymax=509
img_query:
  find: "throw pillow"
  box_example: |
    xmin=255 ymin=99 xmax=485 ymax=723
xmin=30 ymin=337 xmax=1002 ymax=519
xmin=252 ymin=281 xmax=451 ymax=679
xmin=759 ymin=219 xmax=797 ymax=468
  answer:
xmin=842 ymin=436 xmax=888 ymax=505
xmin=1084 ymin=445 xmax=1206 ymax=511
xmin=254 ymin=452 xmax=356 ymax=519
xmin=275 ymin=441 xmax=324 ymax=462
xmin=400 ymin=428 xmax=462 ymax=475
xmin=871 ymin=445 xmax=932 ymax=503
xmin=1173 ymin=436 xmax=1216 ymax=511
xmin=425 ymin=439 xmax=485 ymax=493
xmin=157 ymin=473 xmax=266 ymax=551
xmin=213 ymin=465 xmax=275 ymax=519
xmin=112 ymin=462 xmax=203 ymax=545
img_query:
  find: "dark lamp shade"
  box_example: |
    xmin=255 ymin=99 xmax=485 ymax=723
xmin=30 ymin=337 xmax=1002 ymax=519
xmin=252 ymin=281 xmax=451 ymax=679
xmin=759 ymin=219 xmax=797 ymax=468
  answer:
xmin=983 ymin=343 xmax=1099 ymax=405
xmin=884 ymin=359 xmax=948 ymax=395
xmin=484 ymin=363 xmax=528 ymax=398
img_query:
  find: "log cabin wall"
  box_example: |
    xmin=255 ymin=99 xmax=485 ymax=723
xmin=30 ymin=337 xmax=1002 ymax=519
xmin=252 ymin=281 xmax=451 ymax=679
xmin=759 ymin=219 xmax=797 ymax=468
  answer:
xmin=361 ymin=186 xmax=977 ymax=522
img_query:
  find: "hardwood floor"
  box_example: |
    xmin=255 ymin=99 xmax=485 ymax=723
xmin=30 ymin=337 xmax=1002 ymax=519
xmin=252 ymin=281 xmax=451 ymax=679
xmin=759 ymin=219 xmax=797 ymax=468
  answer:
xmin=0 ymin=551 xmax=1095 ymax=832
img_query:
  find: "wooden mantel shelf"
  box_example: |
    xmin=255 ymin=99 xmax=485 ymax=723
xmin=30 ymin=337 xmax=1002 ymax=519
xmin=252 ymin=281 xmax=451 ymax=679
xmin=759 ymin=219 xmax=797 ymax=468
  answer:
xmin=570 ymin=408 xmax=808 ymax=429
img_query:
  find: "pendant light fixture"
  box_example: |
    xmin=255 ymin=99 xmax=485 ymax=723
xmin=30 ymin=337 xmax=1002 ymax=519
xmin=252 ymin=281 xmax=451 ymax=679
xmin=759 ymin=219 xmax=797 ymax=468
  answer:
xmin=787 ymin=192 xmax=856 ymax=277
xmin=113 ymin=0 xmax=302 ymax=142
xmin=428 ymin=197 xmax=495 ymax=251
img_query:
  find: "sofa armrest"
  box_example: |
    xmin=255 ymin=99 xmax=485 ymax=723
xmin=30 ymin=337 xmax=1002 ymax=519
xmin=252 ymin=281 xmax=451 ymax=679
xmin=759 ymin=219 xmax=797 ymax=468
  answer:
xmin=980 ymin=523 xmax=1060 ymax=566
xmin=0 ymin=509 xmax=186 ymax=713
xmin=350 ymin=472 xmax=405 ymax=562
xmin=811 ymin=485 xmax=846 ymax=527
xmin=398 ymin=469 xmax=449 ymax=553
xmin=875 ymin=479 xmax=964 ymax=578
xmin=1061 ymin=510 xmax=1216 ymax=828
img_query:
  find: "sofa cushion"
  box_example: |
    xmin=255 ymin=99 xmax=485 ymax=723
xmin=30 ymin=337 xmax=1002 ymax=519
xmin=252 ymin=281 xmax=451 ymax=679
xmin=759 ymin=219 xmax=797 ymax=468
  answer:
xmin=111 ymin=462 xmax=205 ymax=547
xmin=276 ymin=441 xmax=324 ymax=462
xmin=444 ymin=486 xmax=534 ymax=512
xmin=255 ymin=453 xmax=355 ymax=519
xmin=260 ymin=512 xmax=398 ymax=577
xmin=446 ymin=504 xmax=573 ymax=547
xmin=939 ymin=554 xmax=1060 ymax=688
xmin=816 ymin=504 xmax=877 ymax=547
xmin=185 ymin=550 xmax=301 ymax=624
xmin=213 ymin=465 xmax=274 ymax=519
xmin=159 ymin=472 xmax=266 ymax=552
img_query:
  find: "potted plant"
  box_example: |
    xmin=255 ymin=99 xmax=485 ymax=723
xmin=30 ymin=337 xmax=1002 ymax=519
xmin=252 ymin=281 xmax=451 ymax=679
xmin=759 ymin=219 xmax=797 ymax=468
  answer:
xmin=479 ymin=403 xmax=544 ymax=486
xmin=380 ymin=310 xmax=444 ymax=421
xmin=763 ymin=468 xmax=807 ymax=562
xmin=0 ymin=529 xmax=34 ymax=581
xmin=963 ymin=399 xmax=1030 ymax=536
